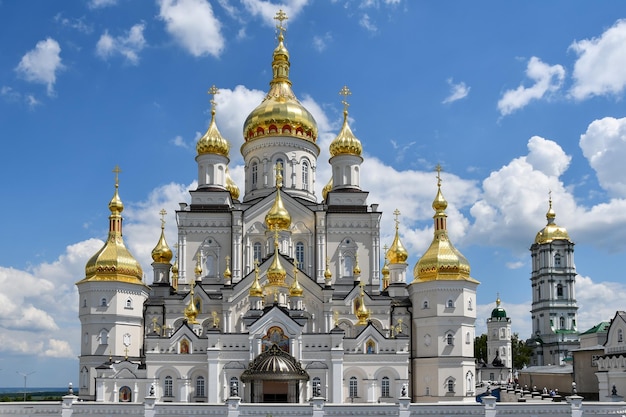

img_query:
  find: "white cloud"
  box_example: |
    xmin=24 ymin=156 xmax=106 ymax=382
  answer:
xmin=313 ymin=32 xmax=332 ymax=52
xmin=15 ymin=38 xmax=64 ymax=96
xmin=158 ymin=0 xmax=224 ymax=57
xmin=442 ymin=78 xmax=470 ymax=104
xmin=88 ymin=0 xmax=117 ymax=8
xmin=569 ymin=19 xmax=626 ymax=100
xmin=241 ymin=0 xmax=310 ymax=26
xmin=96 ymin=23 xmax=147 ymax=65
xmin=44 ymin=339 xmax=75 ymax=359
xmin=497 ymin=57 xmax=565 ymax=116
xmin=579 ymin=116 xmax=626 ymax=198
xmin=53 ymin=14 xmax=93 ymax=34
xmin=359 ymin=13 xmax=377 ymax=32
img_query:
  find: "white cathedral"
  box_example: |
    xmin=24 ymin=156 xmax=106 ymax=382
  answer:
xmin=75 ymin=11 xmax=481 ymax=404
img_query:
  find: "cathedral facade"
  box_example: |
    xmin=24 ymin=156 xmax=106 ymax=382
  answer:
xmin=76 ymin=12 xmax=478 ymax=404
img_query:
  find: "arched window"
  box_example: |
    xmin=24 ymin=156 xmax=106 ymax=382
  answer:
xmin=466 ymin=331 xmax=471 ymax=344
xmin=302 ymin=161 xmax=309 ymax=190
xmin=446 ymin=333 xmax=454 ymax=346
xmin=196 ymin=376 xmax=205 ymax=398
xmin=349 ymin=376 xmax=358 ymax=398
xmin=99 ymin=329 xmax=108 ymax=345
xmin=554 ymin=253 xmax=562 ymax=267
xmin=229 ymin=377 xmax=239 ymax=397
xmin=618 ymin=329 xmax=624 ymax=343
xmin=205 ymin=254 xmax=215 ymax=277
xmin=344 ymin=256 xmax=354 ymax=278
xmin=468 ymin=298 xmax=473 ymax=310
xmin=100 ymin=297 xmax=107 ymax=307
xmin=447 ymin=379 xmax=455 ymax=393
xmin=559 ymin=316 xmax=565 ymax=329
xmin=556 ymin=283 xmax=564 ymax=297
xmin=381 ymin=376 xmax=390 ymax=397
xmin=423 ymin=300 xmax=429 ymax=309
xmin=125 ymin=297 xmax=132 ymax=309
xmin=164 ymin=376 xmax=173 ymax=397
xmin=312 ymin=377 xmax=321 ymax=398
xmin=252 ymin=162 xmax=258 ymax=186
xmin=446 ymin=299 xmax=454 ymax=308
xmin=296 ymin=242 xmax=305 ymax=265
xmin=82 ymin=299 xmax=87 ymax=308
xmin=253 ymin=242 xmax=262 ymax=263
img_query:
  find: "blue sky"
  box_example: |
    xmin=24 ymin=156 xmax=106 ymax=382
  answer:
xmin=1 ymin=0 xmax=626 ymax=387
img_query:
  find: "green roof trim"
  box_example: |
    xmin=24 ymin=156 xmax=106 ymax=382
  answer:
xmin=580 ymin=321 xmax=610 ymax=335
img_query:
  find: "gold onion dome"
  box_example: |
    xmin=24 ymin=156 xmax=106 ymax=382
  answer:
xmin=324 ymin=258 xmax=332 ymax=280
xmin=249 ymin=263 xmax=264 ymax=297
xmin=184 ymin=282 xmax=199 ymax=324
xmin=355 ymin=285 xmax=370 ymax=325
xmin=387 ymin=209 xmax=409 ymax=264
xmin=81 ymin=167 xmax=144 ymax=285
xmin=329 ymin=86 xmax=362 ymax=157
xmin=265 ymin=167 xmax=291 ymax=231
xmin=242 ymin=10 xmax=318 ymax=144
xmin=413 ymin=167 xmax=477 ymax=283
xmin=535 ymin=196 xmax=571 ymax=244
xmin=322 ymin=177 xmax=332 ymax=200
xmin=196 ymin=85 xmax=230 ymax=157
xmin=289 ymin=262 xmax=304 ymax=297
xmin=225 ymin=167 xmax=240 ymax=200
xmin=151 ymin=209 xmax=173 ymax=264
xmin=267 ymin=234 xmax=287 ymax=286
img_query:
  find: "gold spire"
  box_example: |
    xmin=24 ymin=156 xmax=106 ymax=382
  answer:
xmin=171 ymin=243 xmax=179 ymax=291
xmin=151 ymin=209 xmax=173 ymax=264
xmin=79 ymin=166 xmax=144 ymax=285
xmin=381 ymin=244 xmax=390 ymax=289
xmin=249 ymin=260 xmax=264 ymax=297
xmin=322 ymin=176 xmax=333 ymax=200
xmin=329 ymin=86 xmax=363 ymax=157
xmin=324 ymin=257 xmax=332 ymax=284
xmin=225 ymin=167 xmax=240 ymax=200
xmin=242 ymin=10 xmax=318 ymax=143
xmin=534 ymin=191 xmax=571 ymax=244
xmin=265 ymin=163 xmax=291 ymax=231
xmin=194 ymin=252 xmax=203 ymax=279
xmin=223 ymin=255 xmax=232 ymax=280
xmin=413 ymin=165 xmax=477 ymax=283
xmin=184 ymin=280 xmax=199 ymax=324
xmin=196 ymin=85 xmax=230 ymax=157
xmin=289 ymin=260 xmax=304 ymax=297
xmin=355 ymin=281 xmax=370 ymax=325
xmin=353 ymin=252 xmax=361 ymax=276
xmin=266 ymin=228 xmax=287 ymax=286
xmin=387 ymin=209 xmax=409 ymax=264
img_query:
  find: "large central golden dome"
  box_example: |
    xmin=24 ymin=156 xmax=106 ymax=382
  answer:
xmin=534 ymin=198 xmax=571 ymax=244
xmin=242 ymin=13 xmax=317 ymax=143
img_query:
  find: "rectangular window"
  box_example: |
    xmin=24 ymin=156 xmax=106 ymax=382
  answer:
xmin=381 ymin=377 xmax=390 ymax=397
xmin=349 ymin=377 xmax=358 ymax=398
xmin=164 ymin=377 xmax=173 ymax=397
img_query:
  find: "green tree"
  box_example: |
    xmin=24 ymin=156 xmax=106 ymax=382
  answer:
xmin=474 ymin=333 xmax=488 ymax=363
xmin=512 ymin=332 xmax=533 ymax=369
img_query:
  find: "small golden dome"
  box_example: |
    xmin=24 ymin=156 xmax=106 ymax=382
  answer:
xmin=265 ymin=167 xmax=291 ymax=231
xmin=242 ymin=12 xmax=318 ymax=144
xmin=151 ymin=210 xmax=173 ymax=264
xmin=289 ymin=262 xmax=303 ymax=297
xmin=355 ymin=285 xmax=370 ymax=325
xmin=324 ymin=258 xmax=332 ymax=281
xmin=381 ymin=257 xmax=390 ymax=290
xmin=322 ymin=177 xmax=332 ymax=200
xmin=387 ymin=209 xmax=408 ymax=264
xmin=267 ymin=235 xmax=287 ymax=287
xmin=353 ymin=253 xmax=361 ymax=276
xmin=249 ymin=263 xmax=264 ymax=297
xmin=329 ymin=86 xmax=362 ymax=157
xmin=196 ymin=86 xmax=230 ymax=157
xmin=413 ymin=167 xmax=477 ymax=284
xmin=223 ymin=256 xmax=232 ymax=280
xmin=225 ymin=167 xmax=240 ymax=200
xmin=80 ymin=169 xmax=144 ymax=286
xmin=184 ymin=281 xmax=199 ymax=324
xmin=194 ymin=255 xmax=203 ymax=278
xmin=534 ymin=197 xmax=571 ymax=244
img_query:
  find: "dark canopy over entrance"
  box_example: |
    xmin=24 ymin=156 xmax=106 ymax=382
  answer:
xmin=241 ymin=343 xmax=309 ymax=403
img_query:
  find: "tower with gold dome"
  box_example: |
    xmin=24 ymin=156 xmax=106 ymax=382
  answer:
xmin=529 ymin=196 xmax=579 ymax=366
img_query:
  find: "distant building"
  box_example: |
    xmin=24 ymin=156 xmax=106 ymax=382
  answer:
xmin=479 ymin=296 xmax=512 ymax=383
xmin=596 ymin=311 xmax=626 ymax=399
xmin=571 ymin=321 xmax=609 ymax=400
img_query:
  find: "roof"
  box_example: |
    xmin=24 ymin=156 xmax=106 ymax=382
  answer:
xmin=580 ymin=322 xmax=610 ymax=335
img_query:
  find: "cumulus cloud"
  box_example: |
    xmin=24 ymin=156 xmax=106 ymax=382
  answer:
xmin=96 ymin=23 xmax=147 ymax=65
xmin=158 ymin=0 xmax=224 ymax=57
xmin=442 ymin=78 xmax=470 ymax=104
xmin=497 ymin=57 xmax=565 ymax=116
xmin=579 ymin=116 xmax=626 ymax=198
xmin=569 ymin=19 xmax=626 ymax=100
xmin=44 ymin=339 xmax=75 ymax=359
xmin=15 ymin=38 xmax=64 ymax=96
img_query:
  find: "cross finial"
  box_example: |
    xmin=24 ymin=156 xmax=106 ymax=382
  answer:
xmin=393 ymin=208 xmax=401 ymax=229
xmin=208 ymin=84 xmax=219 ymax=114
xmin=274 ymin=162 xmax=283 ymax=188
xmin=339 ymin=85 xmax=351 ymax=114
xmin=225 ymin=255 xmax=230 ymax=263
xmin=435 ymin=164 xmax=443 ymax=187
xmin=274 ymin=9 xmax=288 ymax=36
xmin=159 ymin=209 xmax=167 ymax=228
xmin=113 ymin=165 xmax=122 ymax=188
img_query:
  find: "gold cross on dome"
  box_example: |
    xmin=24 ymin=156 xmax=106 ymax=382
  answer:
xmin=274 ymin=162 xmax=283 ymax=187
xmin=274 ymin=9 xmax=288 ymax=34
xmin=159 ymin=208 xmax=167 ymax=228
xmin=435 ymin=164 xmax=443 ymax=186
xmin=208 ymin=85 xmax=219 ymax=111
xmin=393 ymin=208 xmax=401 ymax=228
xmin=339 ymin=85 xmax=351 ymax=112
xmin=113 ymin=165 xmax=122 ymax=187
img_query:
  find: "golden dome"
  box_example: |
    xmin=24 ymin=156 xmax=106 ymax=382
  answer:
xmin=265 ymin=167 xmax=291 ymax=231
xmin=289 ymin=262 xmax=304 ymax=297
xmin=329 ymin=86 xmax=362 ymax=157
xmin=242 ymin=12 xmax=318 ymax=144
xmin=184 ymin=281 xmax=199 ymax=324
xmin=353 ymin=253 xmax=361 ymax=276
xmin=223 ymin=256 xmax=232 ymax=280
xmin=413 ymin=168 xmax=478 ymax=284
xmin=267 ymin=233 xmax=287 ymax=287
xmin=322 ymin=176 xmax=332 ymax=200
xmin=249 ymin=263 xmax=264 ymax=297
xmin=151 ymin=209 xmax=173 ymax=264
xmin=534 ymin=197 xmax=571 ymax=244
xmin=79 ymin=169 xmax=144 ymax=286
xmin=387 ymin=209 xmax=408 ymax=264
xmin=196 ymin=85 xmax=230 ymax=157
xmin=324 ymin=258 xmax=332 ymax=282
xmin=381 ymin=255 xmax=390 ymax=290
xmin=355 ymin=284 xmax=370 ymax=325
xmin=225 ymin=167 xmax=240 ymax=200
xmin=194 ymin=254 xmax=203 ymax=278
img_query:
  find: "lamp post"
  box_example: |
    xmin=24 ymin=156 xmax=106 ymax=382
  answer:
xmin=16 ymin=371 xmax=35 ymax=402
